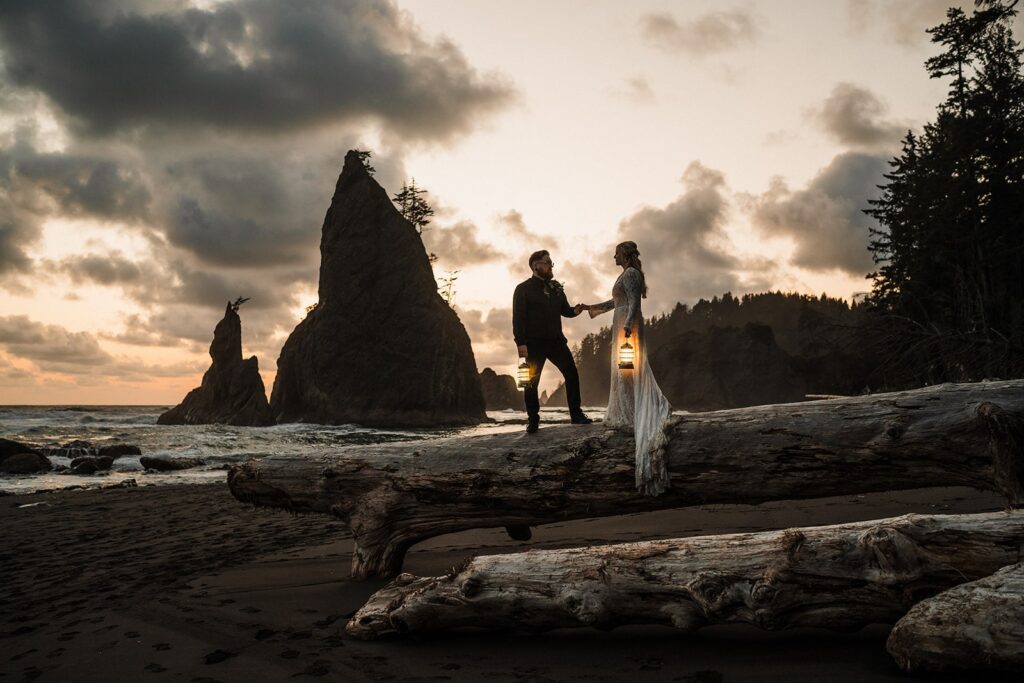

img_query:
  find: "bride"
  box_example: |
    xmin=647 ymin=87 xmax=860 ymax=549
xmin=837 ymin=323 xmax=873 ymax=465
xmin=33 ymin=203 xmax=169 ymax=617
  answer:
xmin=583 ymin=241 xmax=674 ymax=496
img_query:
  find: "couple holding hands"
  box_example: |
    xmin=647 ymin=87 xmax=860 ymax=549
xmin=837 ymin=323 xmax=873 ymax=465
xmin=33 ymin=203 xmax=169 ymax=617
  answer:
xmin=511 ymin=241 xmax=673 ymax=496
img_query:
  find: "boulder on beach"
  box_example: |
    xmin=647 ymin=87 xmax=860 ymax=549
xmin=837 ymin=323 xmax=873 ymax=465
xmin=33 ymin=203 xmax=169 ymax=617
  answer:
xmin=0 ymin=452 xmax=52 ymax=474
xmin=1 ymin=437 xmax=41 ymax=460
xmin=479 ymin=368 xmax=521 ymax=411
xmin=98 ymin=444 xmax=141 ymax=458
xmin=70 ymin=456 xmax=114 ymax=474
xmin=269 ymin=150 xmax=486 ymax=427
xmin=158 ymin=302 xmax=274 ymax=427
xmin=140 ymin=456 xmax=205 ymax=471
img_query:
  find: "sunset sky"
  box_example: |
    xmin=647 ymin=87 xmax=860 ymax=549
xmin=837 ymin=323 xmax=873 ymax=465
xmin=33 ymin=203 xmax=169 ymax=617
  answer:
xmin=0 ymin=0 xmax=1009 ymax=403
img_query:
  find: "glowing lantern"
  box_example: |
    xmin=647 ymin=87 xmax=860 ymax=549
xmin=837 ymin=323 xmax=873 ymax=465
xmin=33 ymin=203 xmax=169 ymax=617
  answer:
xmin=517 ymin=360 xmax=532 ymax=389
xmin=618 ymin=340 xmax=635 ymax=370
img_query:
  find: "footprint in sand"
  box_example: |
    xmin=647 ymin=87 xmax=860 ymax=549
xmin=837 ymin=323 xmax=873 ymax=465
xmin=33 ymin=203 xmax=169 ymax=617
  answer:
xmin=46 ymin=648 xmax=65 ymax=659
xmin=9 ymin=648 xmax=37 ymax=661
xmin=153 ymin=643 xmax=172 ymax=651
xmin=57 ymin=631 xmax=80 ymax=641
xmin=254 ymin=629 xmax=277 ymax=641
xmin=204 ymin=649 xmax=235 ymax=665
xmin=279 ymin=649 xmax=301 ymax=659
xmin=96 ymin=641 xmax=119 ymax=652
xmin=124 ymin=631 xmax=141 ymax=638
xmin=296 ymin=660 xmax=332 ymax=677
xmin=144 ymin=662 xmax=168 ymax=673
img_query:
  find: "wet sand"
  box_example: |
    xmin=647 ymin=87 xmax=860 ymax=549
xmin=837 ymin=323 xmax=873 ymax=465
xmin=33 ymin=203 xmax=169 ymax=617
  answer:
xmin=0 ymin=480 xmax=1009 ymax=682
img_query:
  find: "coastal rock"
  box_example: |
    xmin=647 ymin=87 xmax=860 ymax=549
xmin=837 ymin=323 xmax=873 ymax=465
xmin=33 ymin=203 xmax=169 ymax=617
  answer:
xmin=651 ymin=323 xmax=807 ymax=411
xmin=479 ymin=368 xmax=521 ymax=411
xmin=0 ymin=452 xmax=52 ymax=474
xmin=0 ymin=438 xmax=41 ymax=462
xmin=98 ymin=444 xmax=141 ymax=458
xmin=140 ymin=456 xmax=205 ymax=471
xmin=70 ymin=456 xmax=114 ymax=474
xmin=39 ymin=440 xmax=97 ymax=458
xmin=269 ymin=150 xmax=485 ymax=427
xmin=158 ymin=303 xmax=274 ymax=426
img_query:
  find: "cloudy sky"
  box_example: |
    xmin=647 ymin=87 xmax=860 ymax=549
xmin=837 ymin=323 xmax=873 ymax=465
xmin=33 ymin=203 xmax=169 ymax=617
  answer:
xmin=0 ymin=0 xmax=1004 ymax=403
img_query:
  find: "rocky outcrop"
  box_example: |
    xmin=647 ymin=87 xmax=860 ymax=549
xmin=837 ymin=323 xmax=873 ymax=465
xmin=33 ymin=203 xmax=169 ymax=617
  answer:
xmin=70 ymin=456 xmax=114 ymax=474
xmin=158 ymin=302 xmax=274 ymax=426
xmin=479 ymin=368 xmax=521 ymax=411
xmin=269 ymin=150 xmax=486 ymax=427
xmin=0 ymin=452 xmax=51 ymax=474
xmin=140 ymin=456 xmax=205 ymax=471
xmin=0 ymin=438 xmax=50 ymax=474
xmin=98 ymin=444 xmax=141 ymax=458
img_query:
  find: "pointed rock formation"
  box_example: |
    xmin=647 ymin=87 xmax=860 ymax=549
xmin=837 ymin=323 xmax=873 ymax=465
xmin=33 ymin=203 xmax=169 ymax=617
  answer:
xmin=269 ymin=151 xmax=485 ymax=427
xmin=479 ymin=368 xmax=521 ymax=411
xmin=158 ymin=303 xmax=273 ymax=426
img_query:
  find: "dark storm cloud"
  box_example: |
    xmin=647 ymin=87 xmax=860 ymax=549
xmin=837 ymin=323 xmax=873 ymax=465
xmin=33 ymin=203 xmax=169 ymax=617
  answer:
xmin=56 ymin=251 xmax=148 ymax=286
xmin=745 ymin=151 xmax=888 ymax=274
xmin=811 ymin=83 xmax=908 ymax=149
xmin=639 ymin=9 xmax=758 ymax=56
xmin=0 ymin=130 xmax=151 ymax=276
xmin=423 ymin=219 xmax=503 ymax=269
xmin=0 ymin=0 xmax=515 ymax=141
xmin=616 ymin=161 xmax=746 ymax=313
xmin=0 ymin=315 xmax=113 ymax=366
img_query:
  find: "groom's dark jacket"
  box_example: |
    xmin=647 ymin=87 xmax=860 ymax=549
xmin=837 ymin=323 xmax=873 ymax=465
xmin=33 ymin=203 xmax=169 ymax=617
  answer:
xmin=512 ymin=275 xmax=580 ymax=346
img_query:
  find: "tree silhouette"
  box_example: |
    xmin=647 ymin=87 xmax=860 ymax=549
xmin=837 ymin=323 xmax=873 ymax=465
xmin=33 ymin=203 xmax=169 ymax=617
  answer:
xmin=392 ymin=179 xmax=435 ymax=234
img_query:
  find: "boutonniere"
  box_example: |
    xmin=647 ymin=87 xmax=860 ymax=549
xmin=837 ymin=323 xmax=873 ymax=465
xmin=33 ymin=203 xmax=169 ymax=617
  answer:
xmin=547 ymin=279 xmax=564 ymax=294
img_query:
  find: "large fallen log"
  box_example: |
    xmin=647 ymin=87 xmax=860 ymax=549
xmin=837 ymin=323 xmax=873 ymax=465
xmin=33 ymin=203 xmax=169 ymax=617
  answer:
xmin=887 ymin=561 xmax=1024 ymax=673
xmin=344 ymin=511 xmax=1024 ymax=639
xmin=227 ymin=379 xmax=1024 ymax=578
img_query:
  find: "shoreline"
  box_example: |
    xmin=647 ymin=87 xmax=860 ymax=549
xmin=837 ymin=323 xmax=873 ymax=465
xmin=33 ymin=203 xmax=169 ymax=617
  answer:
xmin=2 ymin=481 xmax=1011 ymax=681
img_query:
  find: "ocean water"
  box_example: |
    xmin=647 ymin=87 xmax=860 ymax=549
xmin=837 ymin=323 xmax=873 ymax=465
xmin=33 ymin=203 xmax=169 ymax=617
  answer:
xmin=0 ymin=405 xmax=604 ymax=495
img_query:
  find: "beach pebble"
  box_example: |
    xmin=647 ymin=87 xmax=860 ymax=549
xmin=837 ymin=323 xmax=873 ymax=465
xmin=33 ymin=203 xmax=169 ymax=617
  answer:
xmin=140 ymin=456 xmax=205 ymax=472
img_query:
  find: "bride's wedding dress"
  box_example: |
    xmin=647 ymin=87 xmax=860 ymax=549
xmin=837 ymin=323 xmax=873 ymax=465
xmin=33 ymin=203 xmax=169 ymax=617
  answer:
xmin=590 ymin=266 xmax=673 ymax=496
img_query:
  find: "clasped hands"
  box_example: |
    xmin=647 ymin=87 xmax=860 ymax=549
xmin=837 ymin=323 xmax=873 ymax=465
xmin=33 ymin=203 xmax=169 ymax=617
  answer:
xmin=572 ymin=303 xmax=631 ymax=336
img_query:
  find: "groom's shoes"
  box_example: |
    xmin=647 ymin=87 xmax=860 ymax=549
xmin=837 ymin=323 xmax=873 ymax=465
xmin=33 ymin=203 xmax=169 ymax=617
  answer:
xmin=570 ymin=412 xmax=593 ymax=425
xmin=526 ymin=417 xmax=539 ymax=433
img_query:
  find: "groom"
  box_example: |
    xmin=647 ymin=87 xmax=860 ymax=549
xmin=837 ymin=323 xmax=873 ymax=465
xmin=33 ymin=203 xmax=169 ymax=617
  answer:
xmin=513 ymin=250 xmax=593 ymax=433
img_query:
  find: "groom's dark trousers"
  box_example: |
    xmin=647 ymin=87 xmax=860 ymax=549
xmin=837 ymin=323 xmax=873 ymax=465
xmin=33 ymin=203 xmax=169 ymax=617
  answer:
xmin=522 ymin=339 xmax=583 ymax=419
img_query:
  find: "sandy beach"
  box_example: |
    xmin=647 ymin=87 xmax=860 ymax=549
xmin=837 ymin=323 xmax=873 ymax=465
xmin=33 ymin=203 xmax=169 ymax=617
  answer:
xmin=0 ymin=480 xmax=1011 ymax=682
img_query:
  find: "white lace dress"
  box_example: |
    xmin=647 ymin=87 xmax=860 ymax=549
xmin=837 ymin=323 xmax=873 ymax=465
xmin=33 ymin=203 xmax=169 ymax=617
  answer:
xmin=589 ymin=267 xmax=674 ymax=496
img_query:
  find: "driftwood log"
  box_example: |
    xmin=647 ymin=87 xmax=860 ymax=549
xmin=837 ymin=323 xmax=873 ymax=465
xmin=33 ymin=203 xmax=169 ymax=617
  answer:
xmin=227 ymin=379 xmax=1024 ymax=578
xmin=887 ymin=561 xmax=1024 ymax=673
xmin=345 ymin=511 xmax=1024 ymax=639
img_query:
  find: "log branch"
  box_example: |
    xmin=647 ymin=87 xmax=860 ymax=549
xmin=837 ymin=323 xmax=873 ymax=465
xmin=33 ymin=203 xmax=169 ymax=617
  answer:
xmin=228 ymin=380 xmax=1024 ymax=579
xmin=345 ymin=511 xmax=1024 ymax=640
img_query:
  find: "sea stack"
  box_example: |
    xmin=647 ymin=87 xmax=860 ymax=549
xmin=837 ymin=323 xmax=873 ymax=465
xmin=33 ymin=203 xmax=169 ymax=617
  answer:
xmin=269 ymin=151 xmax=486 ymax=426
xmin=158 ymin=302 xmax=274 ymax=426
xmin=479 ymin=368 xmax=521 ymax=411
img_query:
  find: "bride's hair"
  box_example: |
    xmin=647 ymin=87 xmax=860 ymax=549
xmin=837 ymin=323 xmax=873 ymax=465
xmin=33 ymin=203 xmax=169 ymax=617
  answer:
xmin=617 ymin=241 xmax=648 ymax=298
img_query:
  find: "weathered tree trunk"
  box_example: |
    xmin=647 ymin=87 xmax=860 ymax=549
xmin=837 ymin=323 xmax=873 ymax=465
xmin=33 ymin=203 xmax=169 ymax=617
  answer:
xmin=344 ymin=511 xmax=1024 ymax=640
xmin=227 ymin=379 xmax=1024 ymax=579
xmin=887 ymin=561 xmax=1024 ymax=673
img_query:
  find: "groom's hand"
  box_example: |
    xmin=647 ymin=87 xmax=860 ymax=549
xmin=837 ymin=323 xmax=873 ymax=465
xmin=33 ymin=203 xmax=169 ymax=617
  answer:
xmin=573 ymin=303 xmax=584 ymax=314
xmin=517 ymin=344 xmax=528 ymax=358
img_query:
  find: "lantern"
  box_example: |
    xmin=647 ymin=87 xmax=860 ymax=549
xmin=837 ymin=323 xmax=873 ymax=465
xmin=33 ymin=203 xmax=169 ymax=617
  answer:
xmin=618 ymin=340 xmax=635 ymax=370
xmin=517 ymin=360 xmax=532 ymax=389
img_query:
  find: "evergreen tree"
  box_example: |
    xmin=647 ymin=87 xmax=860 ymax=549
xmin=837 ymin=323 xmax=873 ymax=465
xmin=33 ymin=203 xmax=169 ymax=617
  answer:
xmin=863 ymin=0 xmax=1024 ymax=382
xmin=392 ymin=179 xmax=435 ymax=234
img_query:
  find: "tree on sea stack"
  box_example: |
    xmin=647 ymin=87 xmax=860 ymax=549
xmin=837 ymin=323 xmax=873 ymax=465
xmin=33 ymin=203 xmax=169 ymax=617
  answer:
xmin=392 ymin=178 xmax=434 ymax=234
xmin=268 ymin=150 xmax=486 ymax=427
